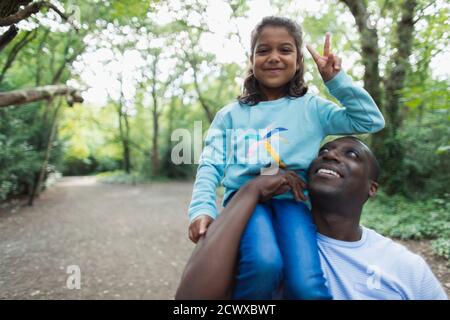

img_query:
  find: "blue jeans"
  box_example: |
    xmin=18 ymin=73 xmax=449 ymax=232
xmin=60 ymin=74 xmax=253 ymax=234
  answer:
xmin=231 ymin=199 xmax=331 ymax=300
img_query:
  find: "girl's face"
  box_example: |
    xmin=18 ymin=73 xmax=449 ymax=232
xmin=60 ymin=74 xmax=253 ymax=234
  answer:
xmin=251 ymin=26 xmax=300 ymax=100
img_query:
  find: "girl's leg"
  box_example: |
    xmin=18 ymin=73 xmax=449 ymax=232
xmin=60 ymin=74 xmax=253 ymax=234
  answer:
xmin=232 ymin=203 xmax=283 ymax=300
xmin=271 ymin=199 xmax=332 ymax=300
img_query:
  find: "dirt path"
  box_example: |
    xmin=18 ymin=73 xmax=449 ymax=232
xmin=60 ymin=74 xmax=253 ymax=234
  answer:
xmin=0 ymin=177 xmax=195 ymax=299
xmin=0 ymin=177 xmax=448 ymax=299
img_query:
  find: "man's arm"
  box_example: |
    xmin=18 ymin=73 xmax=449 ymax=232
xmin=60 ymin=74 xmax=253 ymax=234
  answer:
xmin=175 ymin=170 xmax=303 ymax=299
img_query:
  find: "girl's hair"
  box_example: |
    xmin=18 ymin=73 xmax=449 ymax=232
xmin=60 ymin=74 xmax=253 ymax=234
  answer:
xmin=238 ymin=16 xmax=308 ymax=106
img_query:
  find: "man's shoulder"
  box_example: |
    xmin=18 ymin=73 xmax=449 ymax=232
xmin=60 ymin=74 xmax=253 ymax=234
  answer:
xmin=363 ymin=226 xmax=425 ymax=265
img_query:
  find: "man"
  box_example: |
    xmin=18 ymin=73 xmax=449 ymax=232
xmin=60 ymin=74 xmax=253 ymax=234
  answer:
xmin=175 ymin=137 xmax=447 ymax=300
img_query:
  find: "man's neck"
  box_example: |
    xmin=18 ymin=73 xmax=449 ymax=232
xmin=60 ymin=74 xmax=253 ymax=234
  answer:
xmin=311 ymin=201 xmax=363 ymax=242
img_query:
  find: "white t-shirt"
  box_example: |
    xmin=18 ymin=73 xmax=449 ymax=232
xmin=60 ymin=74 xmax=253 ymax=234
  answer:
xmin=317 ymin=226 xmax=448 ymax=300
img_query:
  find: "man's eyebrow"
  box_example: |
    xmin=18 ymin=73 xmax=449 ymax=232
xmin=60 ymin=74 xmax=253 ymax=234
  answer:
xmin=321 ymin=142 xmax=334 ymax=149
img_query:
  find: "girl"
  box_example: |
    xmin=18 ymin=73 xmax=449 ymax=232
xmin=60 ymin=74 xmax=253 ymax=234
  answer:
xmin=187 ymin=16 xmax=384 ymax=299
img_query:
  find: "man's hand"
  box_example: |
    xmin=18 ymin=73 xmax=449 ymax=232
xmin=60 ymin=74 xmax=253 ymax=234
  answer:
xmin=250 ymin=170 xmax=308 ymax=203
xmin=189 ymin=214 xmax=214 ymax=244
xmin=306 ymin=32 xmax=342 ymax=82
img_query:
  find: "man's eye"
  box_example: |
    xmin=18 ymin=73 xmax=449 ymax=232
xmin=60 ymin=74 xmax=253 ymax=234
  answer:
xmin=319 ymin=148 xmax=329 ymax=154
xmin=347 ymin=150 xmax=358 ymax=158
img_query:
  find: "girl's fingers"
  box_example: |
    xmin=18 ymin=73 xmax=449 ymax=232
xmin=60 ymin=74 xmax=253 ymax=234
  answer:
xmin=189 ymin=227 xmax=196 ymax=243
xmin=199 ymin=218 xmax=210 ymax=235
xmin=306 ymin=44 xmax=321 ymax=65
xmin=295 ymin=176 xmax=307 ymax=201
xmin=323 ymin=32 xmax=331 ymax=57
xmin=287 ymin=173 xmax=302 ymax=201
xmin=336 ymin=56 xmax=342 ymax=70
xmin=287 ymin=171 xmax=307 ymax=201
xmin=325 ymin=53 xmax=334 ymax=69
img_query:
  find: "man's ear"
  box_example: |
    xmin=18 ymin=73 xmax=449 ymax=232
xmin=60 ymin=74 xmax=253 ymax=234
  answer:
xmin=368 ymin=181 xmax=378 ymax=198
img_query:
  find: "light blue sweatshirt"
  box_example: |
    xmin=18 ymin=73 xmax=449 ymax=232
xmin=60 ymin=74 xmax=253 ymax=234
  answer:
xmin=188 ymin=71 xmax=385 ymax=222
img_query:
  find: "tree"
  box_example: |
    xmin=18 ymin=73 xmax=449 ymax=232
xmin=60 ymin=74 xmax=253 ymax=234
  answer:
xmin=0 ymin=0 xmax=75 ymax=53
xmin=339 ymin=0 xmax=420 ymax=194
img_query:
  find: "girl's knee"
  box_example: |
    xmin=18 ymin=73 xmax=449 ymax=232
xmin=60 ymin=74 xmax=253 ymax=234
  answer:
xmin=248 ymin=249 xmax=283 ymax=281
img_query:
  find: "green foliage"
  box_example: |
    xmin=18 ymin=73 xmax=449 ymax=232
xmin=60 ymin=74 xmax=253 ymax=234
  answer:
xmin=431 ymin=238 xmax=450 ymax=260
xmin=96 ymin=170 xmax=169 ymax=185
xmin=362 ymin=193 xmax=450 ymax=260
xmin=386 ymin=111 xmax=450 ymax=198
xmin=0 ymin=105 xmax=46 ymax=199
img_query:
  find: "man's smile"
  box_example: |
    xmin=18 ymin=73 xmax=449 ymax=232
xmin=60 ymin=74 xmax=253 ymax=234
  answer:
xmin=314 ymin=165 xmax=343 ymax=179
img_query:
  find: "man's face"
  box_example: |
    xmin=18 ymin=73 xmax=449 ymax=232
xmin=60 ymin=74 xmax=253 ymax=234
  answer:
xmin=307 ymin=138 xmax=377 ymax=201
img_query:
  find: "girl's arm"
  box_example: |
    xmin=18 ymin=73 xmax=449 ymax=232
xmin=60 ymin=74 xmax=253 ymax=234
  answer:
xmin=307 ymin=33 xmax=385 ymax=134
xmin=188 ymin=112 xmax=227 ymax=222
xmin=176 ymin=171 xmax=303 ymax=299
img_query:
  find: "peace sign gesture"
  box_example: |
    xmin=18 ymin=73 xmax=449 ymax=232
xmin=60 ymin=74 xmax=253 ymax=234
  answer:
xmin=306 ymin=32 xmax=342 ymax=82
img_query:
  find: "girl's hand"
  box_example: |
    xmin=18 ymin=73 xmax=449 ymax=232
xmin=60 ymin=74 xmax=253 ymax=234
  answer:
xmin=250 ymin=170 xmax=308 ymax=203
xmin=189 ymin=215 xmax=214 ymax=243
xmin=306 ymin=32 xmax=342 ymax=82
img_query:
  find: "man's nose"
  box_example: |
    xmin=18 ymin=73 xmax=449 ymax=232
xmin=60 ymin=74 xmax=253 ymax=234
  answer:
xmin=322 ymin=149 xmax=340 ymax=162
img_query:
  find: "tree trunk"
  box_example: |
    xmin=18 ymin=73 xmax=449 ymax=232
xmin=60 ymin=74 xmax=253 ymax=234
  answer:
xmin=377 ymin=0 xmax=417 ymax=194
xmin=117 ymin=77 xmax=131 ymax=174
xmin=0 ymin=85 xmax=83 ymax=108
xmin=0 ymin=25 xmax=18 ymax=52
xmin=341 ymin=0 xmax=417 ymax=194
xmin=151 ymin=101 xmax=159 ymax=176
xmin=28 ymin=98 xmax=62 ymax=205
xmin=192 ymin=64 xmax=214 ymax=123
xmin=150 ymin=71 xmax=160 ymax=176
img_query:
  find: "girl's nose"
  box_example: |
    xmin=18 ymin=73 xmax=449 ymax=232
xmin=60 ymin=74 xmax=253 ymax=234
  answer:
xmin=267 ymin=52 xmax=281 ymax=63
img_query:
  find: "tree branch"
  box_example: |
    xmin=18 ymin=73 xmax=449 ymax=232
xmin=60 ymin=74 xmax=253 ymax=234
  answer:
xmin=0 ymin=29 xmax=37 ymax=85
xmin=412 ymin=0 xmax=437 ymax=24
xmin=0 ymin=85 xmax=83 ymax=108
xmin=0 ymin=25 xmax=19 ymax=52
xmin=0 ymin=1 xmax=78 ymax=30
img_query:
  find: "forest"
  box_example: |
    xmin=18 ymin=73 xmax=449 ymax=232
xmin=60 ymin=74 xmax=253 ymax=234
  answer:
xmin=0 ymin=0 xmax=448 ymax=291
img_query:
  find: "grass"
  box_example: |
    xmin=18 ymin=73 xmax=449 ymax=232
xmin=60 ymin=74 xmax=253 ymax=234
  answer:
xmin=361 ymin=192 xmax=450 ymax=260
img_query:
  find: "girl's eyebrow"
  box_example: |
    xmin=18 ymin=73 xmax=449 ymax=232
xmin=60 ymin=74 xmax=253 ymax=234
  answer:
xmin=256 ymin=42 xmax=295 ymax=47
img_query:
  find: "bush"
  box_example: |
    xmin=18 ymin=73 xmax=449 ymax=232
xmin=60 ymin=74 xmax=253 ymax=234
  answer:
xmin=431 ymin=239 xmax=450 ymax=260
xmin=61 ymin=156 xmax=122 ymax=176
xmin=394 ymin=112 xmax=450 ymax=198
xmin=96 ymin=170 xmax=170 ymax=185
xmin=362 ymin=192 xmax=450 ymax=260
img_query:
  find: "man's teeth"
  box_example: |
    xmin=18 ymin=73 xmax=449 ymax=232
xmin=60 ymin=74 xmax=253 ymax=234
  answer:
xmin=318 ymin=168 xmax=340 ymax=177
